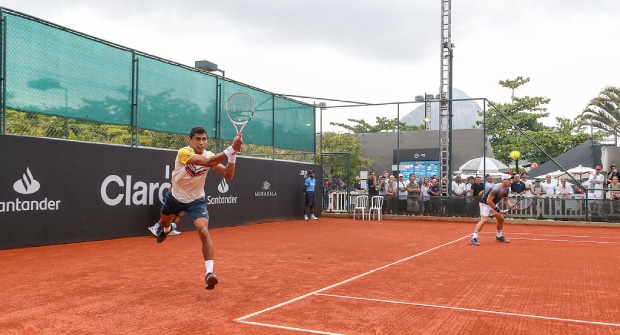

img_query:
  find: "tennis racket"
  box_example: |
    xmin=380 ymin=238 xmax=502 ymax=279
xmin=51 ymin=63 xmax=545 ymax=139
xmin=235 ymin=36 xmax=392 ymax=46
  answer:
xmin=225 ymin=93 xmax=255 ymax=152
xmin=490 ymin=197 xmax=531 ymax=216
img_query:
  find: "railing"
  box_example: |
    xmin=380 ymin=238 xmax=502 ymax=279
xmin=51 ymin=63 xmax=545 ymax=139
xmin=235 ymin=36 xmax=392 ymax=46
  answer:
xmin=322 ymin=192 xmax=620 ymax=223
xmin=326 ymin=191 xmax=367 ymax=213
xmin=501 ymin=195 xmax=586 ymax=220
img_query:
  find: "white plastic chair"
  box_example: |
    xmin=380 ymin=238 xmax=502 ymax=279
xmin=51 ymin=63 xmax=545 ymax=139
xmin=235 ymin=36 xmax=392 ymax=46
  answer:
xmin=353 ymin=195 xmax=368 ymax=220
xmin=368 ymin=196 xmax=384 ymax=221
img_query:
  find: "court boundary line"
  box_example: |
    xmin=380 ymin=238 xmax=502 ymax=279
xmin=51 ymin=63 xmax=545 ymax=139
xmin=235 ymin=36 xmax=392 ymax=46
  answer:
xmin=512 ymin=237 xmax=620 ymax=244
xmin=315 ymin=293 xmax=620 ymax=328
xmin=235 ymin=320 xmax=345 ymax=335
xmin=236 ymin=231 xmax=620 ymax=333
xmin=505 ymin=232 xmax=620 ymax=239
xmin=234 ymin=235 xmax=470 ymax=331
xmin=480 ymin=231 xmax=620 ymax=244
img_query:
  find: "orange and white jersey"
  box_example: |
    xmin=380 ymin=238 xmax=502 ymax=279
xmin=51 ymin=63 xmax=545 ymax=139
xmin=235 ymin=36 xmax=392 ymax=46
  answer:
xmin=171 ymin=146 xmax=213 ymax=203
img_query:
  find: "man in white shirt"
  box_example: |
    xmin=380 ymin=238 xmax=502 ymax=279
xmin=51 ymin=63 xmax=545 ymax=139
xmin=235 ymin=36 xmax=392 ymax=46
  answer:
xmin=541 ymin=174 xmax=558 ymax=216
xmin=541 ymin=175 xmax=557 ymax=195
xmin=556 ymin=179 xmax=574 ymax=196
xmin=451 ymin=174 xmax=467 ymax=216
xmin=589 ymin=165 xmax=606 ymax=215
xmin=452 ymin=174 xmax=468 ymax=196
xmin=396 ymin=174 xmax=408 ymax=214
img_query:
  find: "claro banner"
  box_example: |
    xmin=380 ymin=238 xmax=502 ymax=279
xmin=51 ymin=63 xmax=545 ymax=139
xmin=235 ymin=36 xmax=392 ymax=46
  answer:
xmin=0 ymin=135 xmax=319 ymax=249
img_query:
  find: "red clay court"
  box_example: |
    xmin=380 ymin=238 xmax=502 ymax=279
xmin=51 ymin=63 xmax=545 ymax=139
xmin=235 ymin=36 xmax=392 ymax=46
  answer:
xmin=2 ymin=218 xmax=620 ymax=334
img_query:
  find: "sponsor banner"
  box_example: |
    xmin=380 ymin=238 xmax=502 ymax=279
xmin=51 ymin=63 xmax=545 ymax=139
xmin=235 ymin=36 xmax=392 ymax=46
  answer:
xmin=0 ymin=135 xmax=319 ymax=249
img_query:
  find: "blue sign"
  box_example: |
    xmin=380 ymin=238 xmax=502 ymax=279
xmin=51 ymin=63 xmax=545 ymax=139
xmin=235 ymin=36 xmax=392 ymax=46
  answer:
xmin=400 ymin=160 xmax=440 ymax=178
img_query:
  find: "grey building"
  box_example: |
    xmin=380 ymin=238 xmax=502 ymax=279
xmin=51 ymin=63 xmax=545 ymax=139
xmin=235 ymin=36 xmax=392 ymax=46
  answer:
xmin=357 ymin=128 xmax=493 ymax=176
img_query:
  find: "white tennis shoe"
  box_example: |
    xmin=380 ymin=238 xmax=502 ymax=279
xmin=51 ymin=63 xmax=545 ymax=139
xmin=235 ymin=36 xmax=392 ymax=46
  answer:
xmin=148 ymin=223 xmax=160 ymax=237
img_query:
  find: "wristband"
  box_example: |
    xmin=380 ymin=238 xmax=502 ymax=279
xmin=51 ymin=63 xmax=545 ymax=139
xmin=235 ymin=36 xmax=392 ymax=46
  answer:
xmin=223 ymin=146 xmax=235 ymax=156
xmin=223 ymin=146 xmax=237 ymax=163
xmin=495 ymin=206 xmax=501 ymax=212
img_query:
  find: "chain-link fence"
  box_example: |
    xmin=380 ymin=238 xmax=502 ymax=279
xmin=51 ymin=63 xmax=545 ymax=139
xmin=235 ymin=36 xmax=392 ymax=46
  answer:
xmin=0 ymin=7 xmax=316 ymax=161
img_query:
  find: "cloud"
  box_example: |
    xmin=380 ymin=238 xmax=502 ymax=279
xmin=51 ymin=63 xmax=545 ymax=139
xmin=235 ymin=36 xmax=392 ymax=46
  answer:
xmin=2 ymin=0 xmax=620 ymax=128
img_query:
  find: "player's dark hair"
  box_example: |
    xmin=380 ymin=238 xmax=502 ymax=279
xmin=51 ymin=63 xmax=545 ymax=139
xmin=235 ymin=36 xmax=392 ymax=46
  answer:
xmin=189 ymin=126 xmax=207 ymax=139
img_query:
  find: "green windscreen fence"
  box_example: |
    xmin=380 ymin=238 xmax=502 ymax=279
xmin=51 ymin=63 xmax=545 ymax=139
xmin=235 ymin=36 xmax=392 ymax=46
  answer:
xmin=0 ymin=8 xmax=315 ymax=153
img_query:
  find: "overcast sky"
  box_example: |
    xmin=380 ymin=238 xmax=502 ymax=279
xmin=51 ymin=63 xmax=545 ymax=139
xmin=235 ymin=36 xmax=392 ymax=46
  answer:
xmin=2 ymin=0 xmax=619 ymax=131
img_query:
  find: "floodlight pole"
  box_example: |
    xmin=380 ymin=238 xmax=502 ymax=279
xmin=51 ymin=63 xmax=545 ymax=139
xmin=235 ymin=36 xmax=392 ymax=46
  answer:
xmin=397 ymin=103 xmax=400 ymax=174
xmin=443 ymin=42 xmax=454 ymax=196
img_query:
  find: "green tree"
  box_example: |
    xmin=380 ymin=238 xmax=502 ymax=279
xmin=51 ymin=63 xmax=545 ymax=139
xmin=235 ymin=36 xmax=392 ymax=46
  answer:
xmin=330 ymin=116 xmax=424 ymax=133
xmin=319 ymin=132 xmax=372 ymax=182
xmin=577 ymin=86 xmax=620 ymax=143
xmin=478 ymin=77 xmax=592 ymax=166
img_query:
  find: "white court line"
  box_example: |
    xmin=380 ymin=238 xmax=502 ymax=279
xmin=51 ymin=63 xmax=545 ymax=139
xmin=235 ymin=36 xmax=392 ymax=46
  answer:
xmin=496 ymin=231 xmax=620 ymax=240
xmin=235 ymin=233 xmax=617 ymax=333
xmin=480 ymin=231 xmax=620 ymax=244
xmin=510 ymin=231 xmax=620 ymax=237
xmin=235 ymin=235 xmax=470 ymax=326
xmin=511 ymin=237 xmax=620 ymax=244
xmin=315 ymin=293 xmax=620 ymax=328
xmin=235 ymin=320 xmax=345 ymax=335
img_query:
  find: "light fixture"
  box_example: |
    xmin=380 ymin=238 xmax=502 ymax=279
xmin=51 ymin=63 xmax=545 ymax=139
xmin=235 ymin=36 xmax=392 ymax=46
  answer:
xmin=195 ymin=60 xmax=225 ymax=77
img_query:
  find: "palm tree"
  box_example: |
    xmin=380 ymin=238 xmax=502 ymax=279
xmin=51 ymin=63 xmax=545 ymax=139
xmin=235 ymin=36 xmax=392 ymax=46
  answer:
xmin=578 ymin=86 xmax=620 ymax=144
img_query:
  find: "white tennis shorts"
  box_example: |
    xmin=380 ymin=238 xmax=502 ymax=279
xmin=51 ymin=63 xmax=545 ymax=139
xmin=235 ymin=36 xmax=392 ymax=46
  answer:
xmin=479 ymin=202 xmax=494 ymax=217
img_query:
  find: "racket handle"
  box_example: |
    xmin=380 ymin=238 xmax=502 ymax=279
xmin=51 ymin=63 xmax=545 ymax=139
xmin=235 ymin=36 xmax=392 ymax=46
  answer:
xmin=237 ymin=132 xmax=242 ymax=152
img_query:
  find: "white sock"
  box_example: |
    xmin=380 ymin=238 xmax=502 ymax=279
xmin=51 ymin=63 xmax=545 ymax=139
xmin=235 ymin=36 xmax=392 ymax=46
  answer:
xmin=473 ymin=231 xmax=479 ymax=239
xmin=205 ymin=260 xmax=214 ymax=274
xmin=497 ymin=230 xmax=503 ymax=237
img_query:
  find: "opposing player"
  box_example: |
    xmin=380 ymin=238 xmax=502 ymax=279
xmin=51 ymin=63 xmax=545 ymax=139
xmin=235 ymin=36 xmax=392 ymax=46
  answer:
xmin=470 ymin=174 xmax=516 ymax=246
xmin=156 ymin=126 xmax=242 ymax=290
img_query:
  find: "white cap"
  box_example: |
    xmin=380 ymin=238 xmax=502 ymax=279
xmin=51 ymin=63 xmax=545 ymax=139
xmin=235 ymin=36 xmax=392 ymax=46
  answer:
xmin=398 ymin=173 xmax=404 ymax=177
xmin=501 ymin=174 xmax=514 ymax=180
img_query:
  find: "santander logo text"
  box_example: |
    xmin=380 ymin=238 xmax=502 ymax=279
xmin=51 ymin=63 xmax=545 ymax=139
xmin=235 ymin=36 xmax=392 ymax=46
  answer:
xmin=1 ymin=168 xmax=61 ymax=213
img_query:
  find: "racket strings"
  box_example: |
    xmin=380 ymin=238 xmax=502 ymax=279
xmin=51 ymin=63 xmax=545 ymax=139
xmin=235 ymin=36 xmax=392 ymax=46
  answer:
xmin=228 ymin=109 xmax=253 ymax=123
xmin=227 ymin=95 xmax=254 ymax=123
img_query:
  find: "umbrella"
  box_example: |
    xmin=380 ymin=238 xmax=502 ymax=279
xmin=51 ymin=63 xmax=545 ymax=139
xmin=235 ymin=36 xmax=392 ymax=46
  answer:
xmin=534 ymin=170 xmax=565 ymax=179
xmin=536 ymin=166 xmax=594 ymax=183
xmin=457 ymin=157 xmax=511 ymax=174
xmin=566 ymin=164 xmax=595 ymax=178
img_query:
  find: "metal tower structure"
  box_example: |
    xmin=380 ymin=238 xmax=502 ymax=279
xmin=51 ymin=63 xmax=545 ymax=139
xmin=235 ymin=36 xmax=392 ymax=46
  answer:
xmin=439 ymin=0 xmax=453 ymax=195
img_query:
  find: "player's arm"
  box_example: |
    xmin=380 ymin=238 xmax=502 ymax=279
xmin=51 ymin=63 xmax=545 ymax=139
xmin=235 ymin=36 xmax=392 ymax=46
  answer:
xmin=485 ymin=194 xmax=498 ymax=210
xmin=212 ymin=160 xmax=235 ymax=180
xmin=188 ymin=151 xmax=227 ymax=168
xmin=209 ymin=137 xmax=242 ymax=179
xmin=187 ymin=136 xmax=243 ymax=168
